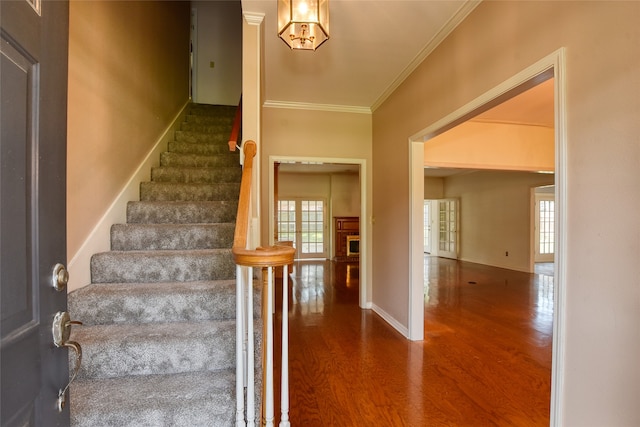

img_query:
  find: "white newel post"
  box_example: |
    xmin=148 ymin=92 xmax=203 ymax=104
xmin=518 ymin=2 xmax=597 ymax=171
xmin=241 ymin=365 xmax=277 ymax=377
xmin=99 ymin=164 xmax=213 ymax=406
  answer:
xmin=246 ymin=267 xmax=255 ymax=427
xmin=235 ymin=265 xmax=245 ymax=425
xmin=280 ymin=264 xmax=290 ymax=427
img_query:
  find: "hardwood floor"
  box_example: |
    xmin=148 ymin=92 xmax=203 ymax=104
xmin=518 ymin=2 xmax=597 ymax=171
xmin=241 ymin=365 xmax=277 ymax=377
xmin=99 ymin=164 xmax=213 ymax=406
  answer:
xmin=273 ymin=257 xmax=553 ymax=426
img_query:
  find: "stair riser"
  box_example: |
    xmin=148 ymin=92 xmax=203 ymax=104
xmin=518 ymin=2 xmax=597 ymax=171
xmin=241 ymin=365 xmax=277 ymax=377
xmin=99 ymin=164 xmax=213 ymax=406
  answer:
xmin=126 ymin=201 xmax=238 ymax=224
xmin=110 ymin=224 xmax=234 ymax=251
xmin=160 ymin=152 xmax=238 ymax=168
xmin=180 ymin=122 xmax=234 ymax=133
xmin=70 ymin=371 xmax=237 ymax=427
xmin=168 ymin=140 xmax=233 ymax=155
xmin=68 ymin=281 xmax=262 ymax=325
xmin=151 ymin=166 xmax=241 ymax=184
xmin=90 ymin=250 xmax=235 ymax=283
xmin=73 ymin=405 xmax=234 ymax=427
xmin=139 ymin=182 xmax=240 ymax=202
xmin=186 ymin=106 xmax=236 ymax=116
xmin=71 ymin=322 xmax=235 ymax=379
xmin=183 ymin=114 xmax=233 ymax=123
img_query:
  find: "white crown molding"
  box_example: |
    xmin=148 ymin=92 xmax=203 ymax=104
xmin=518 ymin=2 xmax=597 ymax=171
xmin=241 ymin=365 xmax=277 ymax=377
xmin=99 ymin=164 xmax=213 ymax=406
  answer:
xmin=263 ymin=100 xmax=371 ymax=115
xmin=243 ymin=11 xmax=264 ymax=25
xmin=371 ymin=0 xmax=482 ymax=112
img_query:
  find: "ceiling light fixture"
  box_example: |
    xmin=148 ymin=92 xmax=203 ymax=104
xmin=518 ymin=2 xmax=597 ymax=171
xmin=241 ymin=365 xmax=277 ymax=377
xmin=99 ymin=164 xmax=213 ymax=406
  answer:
xmin=278 ymin=0 xmax=329 ymax=51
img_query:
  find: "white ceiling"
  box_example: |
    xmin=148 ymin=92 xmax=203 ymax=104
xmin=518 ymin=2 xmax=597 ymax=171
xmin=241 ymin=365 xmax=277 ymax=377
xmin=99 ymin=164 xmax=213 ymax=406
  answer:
xmin=242 ymin=0 xmax=479 ymax=111
xmin=244 ymin=0 xmax=555 ymax=176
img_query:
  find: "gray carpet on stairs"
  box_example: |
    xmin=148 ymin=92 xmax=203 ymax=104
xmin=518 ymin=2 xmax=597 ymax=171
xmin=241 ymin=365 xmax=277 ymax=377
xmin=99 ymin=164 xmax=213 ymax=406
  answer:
xmin=68 ymin=104 xmax=258 ymax=426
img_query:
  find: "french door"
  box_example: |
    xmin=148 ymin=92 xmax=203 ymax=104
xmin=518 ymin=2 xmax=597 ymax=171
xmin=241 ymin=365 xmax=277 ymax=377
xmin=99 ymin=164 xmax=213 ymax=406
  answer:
xmin=535 ymin=194 xmax=555 ymax=262
xmin=423 ymin=200 xmax=431 ymax=253
xmin=437 ymin=199 xmax=459 ymax=259
xmin=277 ymin=199 xmax=327 ymax=259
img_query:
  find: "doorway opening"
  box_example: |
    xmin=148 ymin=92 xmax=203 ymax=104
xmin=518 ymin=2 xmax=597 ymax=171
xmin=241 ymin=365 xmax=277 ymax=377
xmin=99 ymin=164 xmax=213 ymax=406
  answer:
xmin=269 ymin=156 xmax=370 ymax=309
xmin=409 ymin=49 xmax=567 ymax=425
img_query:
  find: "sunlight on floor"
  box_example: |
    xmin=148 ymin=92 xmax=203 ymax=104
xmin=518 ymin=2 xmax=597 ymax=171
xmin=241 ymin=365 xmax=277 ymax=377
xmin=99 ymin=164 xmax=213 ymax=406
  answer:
xmin=291 ymin=262 xmax=325 ymax=313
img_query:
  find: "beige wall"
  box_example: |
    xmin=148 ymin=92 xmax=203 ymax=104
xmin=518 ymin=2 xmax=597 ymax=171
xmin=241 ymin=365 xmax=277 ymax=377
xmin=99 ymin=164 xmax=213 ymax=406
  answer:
xmin=192 ymin=1 xmax=242 ymax=105
xmin=424 ymin=176 xmax=444 ymax=199
xmin=261 ymin=107 xmax=372 ymax=245
xmin=67 ymin=1 xmax=190 ymax=263
xmin=330 ymin=174 xmax=360 ymax=218
xmin=261 ymin=106 xmax=372 ymax=299
xmin=278 ymin=172 xmax=360 ymax=217
xmin=443 ymin=170 xmax=554 ymax=271
xmin=279 ymin=173 xmax=330 ymax=200
xmin=426 ymin=121 xmax=554 ymax=171
xmin=373 ymin=1 xmax=640 ymax=425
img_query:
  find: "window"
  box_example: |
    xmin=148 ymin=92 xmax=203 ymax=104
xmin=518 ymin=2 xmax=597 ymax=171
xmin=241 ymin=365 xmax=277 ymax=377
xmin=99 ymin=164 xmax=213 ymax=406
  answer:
xmin=277 ymin=200 xmax=296 ymax=243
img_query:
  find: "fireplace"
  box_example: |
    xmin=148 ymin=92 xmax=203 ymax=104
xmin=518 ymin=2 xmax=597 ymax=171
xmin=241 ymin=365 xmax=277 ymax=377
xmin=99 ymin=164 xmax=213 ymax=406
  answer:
xmin=346 ymin=235 xmax=360 ymax=257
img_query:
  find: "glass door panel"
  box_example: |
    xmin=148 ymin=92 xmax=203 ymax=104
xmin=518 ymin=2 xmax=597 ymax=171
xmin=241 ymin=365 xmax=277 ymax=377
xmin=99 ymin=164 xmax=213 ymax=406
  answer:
xmin=438 ymin=199 xmax=458 ymax=259
xmin=277 ymin=199 xmax=327 ymax=259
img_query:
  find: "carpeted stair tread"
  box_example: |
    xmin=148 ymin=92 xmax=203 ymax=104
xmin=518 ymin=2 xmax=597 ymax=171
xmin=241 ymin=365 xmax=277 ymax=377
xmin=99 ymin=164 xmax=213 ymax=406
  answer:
xmin=126 ymin=201 xmax=238 ymax=224
xmin=160 ymin=151 xmax=238 ymax=168
xmin=90 ymin=249 xmax=235 ymax=283
xmin=151 ymin=166 xmax=241 ymax=184
xmin=110 ymin=223 xmax=235 ymax=251
xmin=175 ymin=130 xmax=233 ymax=144
xmin=68 ymin=280 xmax=261 ymax=326
xmin=71 ymin=320 xmax=235 ymax=379
xmin=70 ymin=370 xmax=235 ymax=427
xmin=139 ymin=182 xmax=240 ymax=202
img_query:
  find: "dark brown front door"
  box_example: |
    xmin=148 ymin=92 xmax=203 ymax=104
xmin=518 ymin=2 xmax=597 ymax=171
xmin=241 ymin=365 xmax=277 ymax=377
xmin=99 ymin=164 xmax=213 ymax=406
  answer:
xmin=1 ymin=0 xmax=70 ymax=425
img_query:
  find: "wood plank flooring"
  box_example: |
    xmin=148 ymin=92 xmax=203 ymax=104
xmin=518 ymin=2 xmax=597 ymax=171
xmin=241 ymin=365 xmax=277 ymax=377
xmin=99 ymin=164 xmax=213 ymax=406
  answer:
xmin=273 ymin=257 xmax=553 ymax=426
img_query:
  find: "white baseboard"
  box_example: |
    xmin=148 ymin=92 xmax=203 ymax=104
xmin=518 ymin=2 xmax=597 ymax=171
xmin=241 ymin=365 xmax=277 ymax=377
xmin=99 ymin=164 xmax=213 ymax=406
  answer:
xmin=371 ymin=303 xmax=409 ymax=338
xmin=459 ymin=256 xmax=532 ymax=274
xmin=67 ymin=101 xmax=190 ymax=293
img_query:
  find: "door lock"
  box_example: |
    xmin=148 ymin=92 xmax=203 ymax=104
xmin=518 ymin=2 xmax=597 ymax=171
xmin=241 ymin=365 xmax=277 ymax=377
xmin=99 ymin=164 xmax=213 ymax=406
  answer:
xmin=52 ymin=263 xmax=69 ymax=291
xmin=52 ymin=311 xmax=82 ymax=412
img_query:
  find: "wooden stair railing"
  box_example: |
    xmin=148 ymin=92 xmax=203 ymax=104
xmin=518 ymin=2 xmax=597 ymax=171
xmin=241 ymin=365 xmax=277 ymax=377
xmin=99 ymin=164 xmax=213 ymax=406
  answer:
xmin=228 ymin=97 xmax=242 ymax=152
xmin=233 ymin=140 xmax=295 ymax=427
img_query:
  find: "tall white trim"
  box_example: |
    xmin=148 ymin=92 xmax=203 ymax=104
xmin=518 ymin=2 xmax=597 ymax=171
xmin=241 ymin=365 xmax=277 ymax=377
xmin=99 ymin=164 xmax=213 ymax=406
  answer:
xmin=408 ymin=141 xmax=425 ymax=340
xmin=550 ymin=48 xmax=567 ymax=427
xmin=243 ymin=11 xmax=264 ymax=247
xmin=408 ymin=48 xmax=567 ymax=426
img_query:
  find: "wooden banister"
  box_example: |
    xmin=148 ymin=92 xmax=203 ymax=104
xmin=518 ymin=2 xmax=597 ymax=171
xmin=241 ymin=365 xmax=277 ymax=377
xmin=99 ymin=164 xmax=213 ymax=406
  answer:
xmin=228 ymin=97 xmax=242 ymax=152
xmin=233 ymin=139 xmax=294 ymax=427
xmin=232 ymin=140 xmax=295 ymax=265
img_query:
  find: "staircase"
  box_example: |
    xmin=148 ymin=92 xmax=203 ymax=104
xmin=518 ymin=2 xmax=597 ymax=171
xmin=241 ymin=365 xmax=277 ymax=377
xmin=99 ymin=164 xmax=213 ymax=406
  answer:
xmin=68 ymin=104 xmax=253 ymax=426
